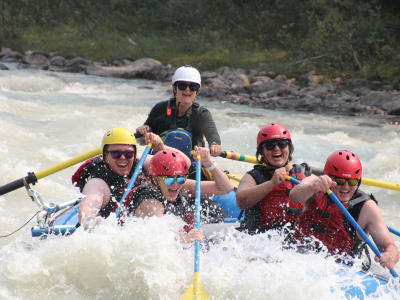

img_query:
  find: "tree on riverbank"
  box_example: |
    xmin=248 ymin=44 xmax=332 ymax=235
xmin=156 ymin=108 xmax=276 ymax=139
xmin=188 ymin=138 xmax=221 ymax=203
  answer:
xmin=1 ymin=0 xmax=399 ymax=86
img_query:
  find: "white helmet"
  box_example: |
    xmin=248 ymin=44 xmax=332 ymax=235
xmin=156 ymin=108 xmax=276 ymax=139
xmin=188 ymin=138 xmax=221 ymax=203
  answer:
xmin=171 ymin=65 xmax=201 ymax=86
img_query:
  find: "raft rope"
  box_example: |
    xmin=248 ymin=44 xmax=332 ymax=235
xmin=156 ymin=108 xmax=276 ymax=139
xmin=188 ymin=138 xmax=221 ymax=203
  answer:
xmin=0 ymin=210 xmax=41 ymax=238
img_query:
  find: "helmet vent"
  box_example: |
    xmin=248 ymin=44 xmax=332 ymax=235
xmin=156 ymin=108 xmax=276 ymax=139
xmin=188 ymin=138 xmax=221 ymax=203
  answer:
xmin=283 ymin=130 xmax=287 ymax=135
xmin=346 ymin=155 xmax=350 ymax=160
xmin=163 ymin=166 xmax=169 ymax=171
xmin=355 ymin=169 xmax=360 ymax=175
xmin=333 ymin=166 xmax=338 ymax=172
xmin=262 ymin=133 xmax=267 ymax=137
xmin=338 ymin=151 xmax=343 ymax=156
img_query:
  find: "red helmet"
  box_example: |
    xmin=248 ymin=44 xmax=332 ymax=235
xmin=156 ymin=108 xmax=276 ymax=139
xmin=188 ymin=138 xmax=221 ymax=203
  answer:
xmin=257 ymin=123 xmax=292 ymax=149
xmin=323 ymin=150 xmax=362 ymax=178
xmin=150 ymin=150 xmax=189 ymax=176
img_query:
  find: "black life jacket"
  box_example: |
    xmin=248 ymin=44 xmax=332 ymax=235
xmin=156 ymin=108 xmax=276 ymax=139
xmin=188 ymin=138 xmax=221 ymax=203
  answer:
xmin=72 ymin=156 xmax=141 ymax=219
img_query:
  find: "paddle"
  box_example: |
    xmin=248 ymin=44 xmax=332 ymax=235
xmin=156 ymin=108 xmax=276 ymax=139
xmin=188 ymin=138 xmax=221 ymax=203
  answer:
xmin=286 ymin=175 xmax=399 ymax=278
xmin=115 ymin=143 xmax=152 ymax=220
xmin=182 ymin=156 xmax=210 ymax=300
xmin=219 ymin=151 xmax=400 ymax=192
xmin=0 ymin=147 xmax=102 ymax=196
xmin=388 ymin=226 xmax=400 ymax=238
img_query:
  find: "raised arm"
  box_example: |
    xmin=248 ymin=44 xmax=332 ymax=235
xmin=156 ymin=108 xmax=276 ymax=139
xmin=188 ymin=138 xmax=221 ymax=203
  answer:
xmin=140 ymin=132 xmax=191 ymax=173
xmin=183 ymin=146 xmax=233 ymax=196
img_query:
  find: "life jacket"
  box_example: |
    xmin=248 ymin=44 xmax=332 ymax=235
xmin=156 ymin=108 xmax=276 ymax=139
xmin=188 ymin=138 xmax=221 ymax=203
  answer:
xmin=240 ymin=163 xmax=311 ymax=233
xmin=71 ymin=156 xmax=141 ymax=219
xmin=165 ymin=99 xmax=204 ymax=148
xmin=294 ymin=190 xmax=375 ymax=257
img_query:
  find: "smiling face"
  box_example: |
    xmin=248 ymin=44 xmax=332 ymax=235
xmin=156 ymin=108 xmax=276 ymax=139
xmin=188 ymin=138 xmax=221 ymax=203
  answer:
xmin=262 ymin=143 xmax=290 ymax=168
xmin=156 ymin=176 xmax=184 ymax=202
xmin=174 ymin=82 xmax=198 ymax=110
xmin=330 ymin=179 xmax=358 ymax=203
xmin=104 ymin=144 xmax=135 ymax=176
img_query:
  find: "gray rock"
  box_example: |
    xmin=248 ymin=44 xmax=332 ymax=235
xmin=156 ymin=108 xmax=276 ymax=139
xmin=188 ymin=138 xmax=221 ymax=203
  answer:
xmin=85 ymin=58 xmax=161 ymax=78
xmin=23 ymin=51 xmax=49 ymax=66
xmin=50 ymin=56 xmax=66 ymax=67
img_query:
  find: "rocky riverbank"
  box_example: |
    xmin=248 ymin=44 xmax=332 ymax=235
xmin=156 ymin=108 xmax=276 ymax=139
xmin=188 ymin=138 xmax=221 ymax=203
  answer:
xmin=1 ymin=48 xmax=400 ymax=122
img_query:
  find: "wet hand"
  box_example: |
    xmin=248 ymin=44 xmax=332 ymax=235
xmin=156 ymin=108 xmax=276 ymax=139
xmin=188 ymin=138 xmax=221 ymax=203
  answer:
xmin=193 ymin=146 xmax=212 ymax=167
xmin=314 ymin=175 xmax=334 ymax=193
xmin=301 ymin=174 xmax=334 ymax=194
xmin=271 ymin=167 xmax=287 ymax=186
xmin=187 ymin=228 xmax=205 ymax=242
xmin=375 ymin=253 xmax=397 ymax=270
xmin=145 ymin=132 xmax=163 ymax=150
xmin=210 ymin=144 xmax=222 ymax=157
xmin=136 ymin=125 xmax=150 ymax=136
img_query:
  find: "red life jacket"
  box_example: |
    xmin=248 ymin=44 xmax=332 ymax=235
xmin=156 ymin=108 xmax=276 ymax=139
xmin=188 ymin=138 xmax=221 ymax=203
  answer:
xmin=294 ymin=190 xmax=372 ymax=256
xmin=71 ymin=156 xmax=141 ymax=220
xmin=240 ymin=163 xmax=310 ymax=233
xmin=259 ymin=167 xmax=307 ymax=229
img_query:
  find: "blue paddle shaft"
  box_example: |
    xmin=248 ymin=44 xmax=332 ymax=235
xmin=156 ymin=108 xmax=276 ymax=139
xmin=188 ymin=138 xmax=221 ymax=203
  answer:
xmin=388 ymin=226 xmax=400 ymax=237
xmin=194 ymin=158 xmax=201 ymax=273
xmin=288 ymin=176 xmax=398 ymax=278
xmin=116 ymin=145 xmax=151 ymax=219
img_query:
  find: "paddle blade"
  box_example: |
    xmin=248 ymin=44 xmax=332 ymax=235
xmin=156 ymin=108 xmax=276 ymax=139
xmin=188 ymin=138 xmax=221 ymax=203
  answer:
xmin=181 ymin=273 xmax=210 ymax=300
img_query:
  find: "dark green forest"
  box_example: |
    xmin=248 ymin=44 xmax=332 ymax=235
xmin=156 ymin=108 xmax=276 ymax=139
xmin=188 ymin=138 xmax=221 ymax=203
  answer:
xmin=1 ymin=0 xmax=399 ymax=84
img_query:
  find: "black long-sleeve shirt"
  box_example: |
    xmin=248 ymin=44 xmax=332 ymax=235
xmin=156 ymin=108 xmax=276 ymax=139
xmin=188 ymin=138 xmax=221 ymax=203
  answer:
xmin=143 ymin=98 xmax=221 ymax=148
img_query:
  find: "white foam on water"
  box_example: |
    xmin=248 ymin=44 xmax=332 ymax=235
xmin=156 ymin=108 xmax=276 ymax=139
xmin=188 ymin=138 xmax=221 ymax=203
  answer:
xmin=0 ymin=68 xmax=399 ymax=299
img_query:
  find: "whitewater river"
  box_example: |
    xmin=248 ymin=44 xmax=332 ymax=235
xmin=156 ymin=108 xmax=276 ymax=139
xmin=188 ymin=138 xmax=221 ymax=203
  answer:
xmin=0 ymin=65 xmax=399 ymax=299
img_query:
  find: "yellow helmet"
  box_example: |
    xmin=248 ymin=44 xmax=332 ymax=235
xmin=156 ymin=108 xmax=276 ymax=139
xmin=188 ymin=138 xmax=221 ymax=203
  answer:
xmin=101 ymin=128 xmax=136 ymax=154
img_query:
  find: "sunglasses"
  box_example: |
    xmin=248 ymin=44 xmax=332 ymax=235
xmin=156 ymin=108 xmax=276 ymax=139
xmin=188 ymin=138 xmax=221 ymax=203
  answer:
xmin=262 ymin=140 xmax=290 ymax=151
xmin=329 ymin=175 xmax=360 ymax=187
xmin=105 ymin=150 xmax=135 ymax=159
xmin=158 ymin=175 xmax=187 ymax=186
xmin=176 ymin=82 xmax=200 ymax=92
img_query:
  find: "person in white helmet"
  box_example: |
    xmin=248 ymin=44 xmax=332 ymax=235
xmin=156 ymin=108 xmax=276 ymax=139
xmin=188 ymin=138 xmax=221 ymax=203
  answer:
xmin=136 ymin=65 xmax=222 ymax=165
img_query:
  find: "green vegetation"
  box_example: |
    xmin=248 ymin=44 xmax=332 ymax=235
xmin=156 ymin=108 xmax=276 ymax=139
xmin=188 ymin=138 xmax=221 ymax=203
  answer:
xmin=1 ymin=0 xmax=399 ymax=85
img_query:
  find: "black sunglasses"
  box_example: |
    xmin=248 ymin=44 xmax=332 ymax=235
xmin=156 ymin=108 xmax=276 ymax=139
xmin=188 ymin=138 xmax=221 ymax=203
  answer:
xmin=329 ymin=175 xmax=360 ymax=187
xmin=176 ymin=82 xmax=200 ymax=92
xmin=262 ymin=139 xmax=290 ymax=151
xmin=105 ymin=150 xmax=135 ymax=159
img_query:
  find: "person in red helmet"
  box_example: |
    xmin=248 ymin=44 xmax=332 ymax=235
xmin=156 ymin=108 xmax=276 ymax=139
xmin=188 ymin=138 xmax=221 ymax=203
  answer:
xmin=129 ymin=146 xmax=234 ymax=243
xmin=290 ymin=150 xmax=399 ymax=270
xmin=236 ymin=123 xmax=311 ymax=234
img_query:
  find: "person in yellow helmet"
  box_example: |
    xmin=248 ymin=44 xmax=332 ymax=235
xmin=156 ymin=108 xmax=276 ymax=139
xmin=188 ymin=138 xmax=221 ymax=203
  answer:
xmin=72 ymin=127 xmax=172 ymax=229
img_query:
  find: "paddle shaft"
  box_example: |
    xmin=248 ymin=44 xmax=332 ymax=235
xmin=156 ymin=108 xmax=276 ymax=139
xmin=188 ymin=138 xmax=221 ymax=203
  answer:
xmin=388 ymin=226 xmax=400 ymax=238
xmin=0 ymin=147 xmax=101 ymax=196
xmin=115 ymin=144 xmax=152 ymax=219
xmin=287 ymin=176 xmax=399 ymax=278
xmin=220 ymin=151 xmax=400 ymax=192
xmin=194 ymin=157 xmax=201 ymax=273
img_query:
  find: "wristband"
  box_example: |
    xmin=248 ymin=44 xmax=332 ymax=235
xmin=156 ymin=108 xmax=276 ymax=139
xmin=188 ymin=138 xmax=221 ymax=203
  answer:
xmin=207 ymin=160 xmax=217 ymax=171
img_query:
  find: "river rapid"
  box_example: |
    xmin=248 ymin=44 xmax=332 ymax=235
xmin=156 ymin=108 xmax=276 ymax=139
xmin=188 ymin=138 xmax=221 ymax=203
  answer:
xmin=0 ymin=66 xmax=399 ymax=299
